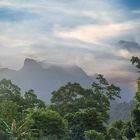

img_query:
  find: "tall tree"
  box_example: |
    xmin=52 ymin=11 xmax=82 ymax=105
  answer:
xmin=0 ymin=100 xmax=22 ymax=126
xmin=50 ymin=82 xmax=86 ymax=115
xmin=65 ymin=108 xmax=105 ymax=140
xmin=0 ymin=79 xmax=22 ymax=104
xmin=50 ymin=74 xmax=121 ymax=122
xmin=24 ymin=89 xmax=45 ymax=109
xmin=131 ymin=56 xmax=140 ymax=136
xmin=26 ymin=108 xmax=69 ymax=139
xmin=84 ymin=130 xmax=105 ymax=140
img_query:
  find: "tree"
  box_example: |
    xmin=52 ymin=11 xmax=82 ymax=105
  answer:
xmin=0 ymin=79 xmax=23 ymax=104
xmin=107 ymin=127 xmax=122 ymax=140
xmin=50 ymin=75 xmax=121 ymax=122
xmin=131 ymin=56 xmax=140 ymax=136
xmin=0 ymin=118 xmax=29 ymax=140
xmin=0 ymin=79 xmax=26 ymax=116
xmin=65 ymin=108 xmax=105 ymax=140
xmin=27 ymin=108 xmax=69 ymax=139
xmin=50 ymin=82 xmax=86 ymax=115
xmin=131 ymin=56 xmax=140 ymax=69
xmin=111 ymin=120 xmax=125 ymax=131
xmin=24 ymin=89 xmax=45 ymax=109
xmin=0 ymin=79 xmax=49 ymax=139
xmin=90 ymin=74 xmax=121 ymax=121
xmin=0 ymin=79 xmax=46 ymax=111
xmin=84 ymin=130 xmax=105 ymax=140
xmin=122 ymin=122 xmax=135 ymax=140
xmin=0 ymin=130 xmax=9 ymax=140
xmin=0 ymin=100 xmax=22 ymax=126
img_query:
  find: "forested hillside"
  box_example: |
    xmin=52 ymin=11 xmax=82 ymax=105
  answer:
xmin=0 ymin=57 xmax=140 ymax=140
xmin=109 ymin=101 xmax=135 ymax=123
xmin=0 ymin=58 xmax=93 ymax=104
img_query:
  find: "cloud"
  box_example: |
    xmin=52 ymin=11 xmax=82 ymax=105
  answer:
xmin=119 ymin=40 xmax=140 ymax=52
xmin=54 ymin=22 xmax=134 ymax=45
xmin=0 ymin=0 xmax=139 ymax=93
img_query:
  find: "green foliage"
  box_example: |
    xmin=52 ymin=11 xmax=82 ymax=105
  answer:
xmin=84 ymin=130 xmax=105 ymax=140
xmin=27 ymin=108 xmax=69 ymax=139
xmin=132 ymin=82 xmax=140 ymax=135
xmin=111 ymin=121 xmax=135 ymax=140
xmin=39 ymin=135 xmax=69 ymax=140
xmin=65 ymin=108 xmax=105 ymax=140
xmin=50 ymin=82 xmax=86 ymax=115
xmin=0 ymin=130 xmax=10 ymax=140
xmin=51 ymin=74 xmax=121 ymax=123
xmin=123 ymin=127 xmax=135 ymax=139
xmin=50 ymin=75 xmax=121 ymax=139
xmin=0 ymin=79 xmax=71 ymax=139
xmin=0 ymin=79 xmax=47 ymax=139
xmin=0 ymin=118 xmax=29 ymax=140
xmin=135 ymin=133 xmax=140 ymax=139
xmin=131 ymin=56 xmax=140 ymax=69
xmin=110 ymin=120 xmax=136 ymax=140
xmin=131 ymin=56 xmax=140 ymax=137
xmin=0 ymin=79 xmax=23 ymax=105
xmin=111 ymin=120 xmax=125 ymax=131
xmin=0 ymin=76 xmax=133 ymax=140
xmin=107 ymin=127 xmax=122 ymax=140
xmin=0 ymin=100 xmax=22 ymax=125
xmin=91 ymin=74 xmax=121 ymax=122
xmin=92 ymin=74 xmax=120 ymax=100
xmin=24 ymin=89 xmax=46 ymax=109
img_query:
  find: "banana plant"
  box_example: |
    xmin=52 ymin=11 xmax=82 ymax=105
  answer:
xmin=0 ymin=118 xmax=28 ymax=140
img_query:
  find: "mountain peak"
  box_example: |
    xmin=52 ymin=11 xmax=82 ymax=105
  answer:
xmin=24 ymin=58 xmax=37 ymax=65
xmin=23 ymin=58 xmax=42 ymax=70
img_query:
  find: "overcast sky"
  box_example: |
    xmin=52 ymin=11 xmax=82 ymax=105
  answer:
xmin=0 ymin=0 xmax=140 ymax=91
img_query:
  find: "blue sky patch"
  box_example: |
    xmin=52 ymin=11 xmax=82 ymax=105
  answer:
xmin=0 ymin=7 xmax=35 ymax=22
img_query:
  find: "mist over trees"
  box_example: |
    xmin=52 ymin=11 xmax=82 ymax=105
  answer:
xmin=0 ymin=57 xmax=139 ymax=139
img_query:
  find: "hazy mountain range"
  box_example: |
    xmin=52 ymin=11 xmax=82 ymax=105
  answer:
xmin=0 ymin=58 xmax=93 ymax=103
xmin=0 ymin=57 xmax=135 ymax=104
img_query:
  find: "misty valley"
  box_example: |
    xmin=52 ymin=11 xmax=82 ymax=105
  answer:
xmin=1 ymin=0 xmax=140 ymax=139
xmin=0 ymin=57 xmax=139 ymax=140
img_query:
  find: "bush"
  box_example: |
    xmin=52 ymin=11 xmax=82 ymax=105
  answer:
xmin=0 ymin=130 xmax=10 ymax=140
xmin=84 ymin=130 xmax=105 ymax=140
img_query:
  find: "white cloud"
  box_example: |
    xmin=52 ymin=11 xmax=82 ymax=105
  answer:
xmin=0 ymin=0 xmax=139 ymax=91
xmin=54 ymin=22 xmax=134 ymax=45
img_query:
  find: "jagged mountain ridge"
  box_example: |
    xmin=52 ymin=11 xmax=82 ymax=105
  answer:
xmin=0 ymin=58 xmax=135 ymax=103
xmin=0 ymin=58 xmax=93 ymax=103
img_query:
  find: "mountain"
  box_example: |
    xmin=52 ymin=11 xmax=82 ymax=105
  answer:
xmin=0 ymin=58 xmax=93 ymax=103
xmin=0 ymin=68 xmax=16 ymax=79
xmin=109 ymin=100 xmax=136 ymax=124
xmin=0 ymin=58 xmax=136 ymax=103
xmin=119 ymin=40 xmax=140 ymax=52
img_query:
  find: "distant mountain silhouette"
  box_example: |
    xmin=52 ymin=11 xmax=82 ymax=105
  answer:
xmin=0 ymin=58 xmax=93 ymax=103
xmin=119 ymin=40 xmax=140 ymax=52
xmin=0 ymin=58 xmax=135 ymax=103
